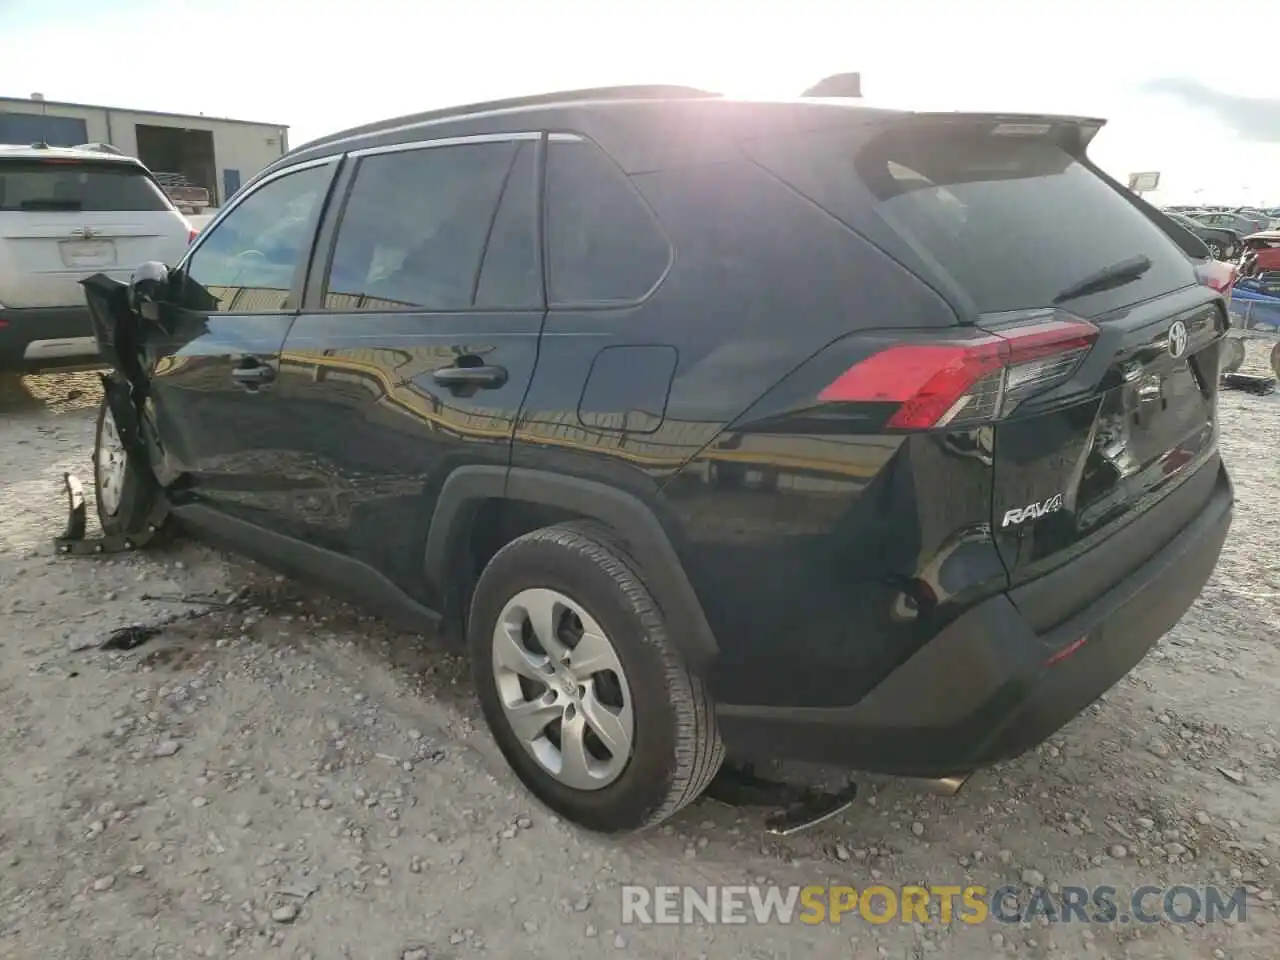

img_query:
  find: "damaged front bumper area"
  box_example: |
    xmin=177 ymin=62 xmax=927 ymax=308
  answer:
xmin=54 ymin=274 xmax=170 ymax=557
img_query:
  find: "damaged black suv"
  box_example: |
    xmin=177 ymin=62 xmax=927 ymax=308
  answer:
xmin=79 ymin=86 xmax=1233 ymax=833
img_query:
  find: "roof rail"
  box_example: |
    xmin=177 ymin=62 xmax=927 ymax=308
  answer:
xmin=301 ymin=84 xmax=721 ymax=152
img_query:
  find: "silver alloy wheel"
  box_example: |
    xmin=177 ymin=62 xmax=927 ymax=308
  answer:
xmin=492 ymin=587 xmax=635 ymax=791
xmin=97 ymin=405 xmax=127 ymax=517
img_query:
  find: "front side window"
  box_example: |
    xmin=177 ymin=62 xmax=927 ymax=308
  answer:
xmin=180 ymin=163 xmax=333 ymax=313
xmin=324 ymin=141 xmax=521 ymax=311
xmin=544 ymin=139 xmax=670 ymax=304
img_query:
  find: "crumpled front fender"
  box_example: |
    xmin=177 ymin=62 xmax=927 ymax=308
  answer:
xmin=81 ymin=274 xmax=141 ymax=380
xmin=82 ymin=274 xmax=161 ymax=481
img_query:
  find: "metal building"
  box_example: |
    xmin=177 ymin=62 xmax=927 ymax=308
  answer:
xmin=0 ymin=94 xmax=289 ymax=208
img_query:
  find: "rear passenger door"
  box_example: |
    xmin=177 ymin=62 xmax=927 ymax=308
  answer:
xmin=277 ymin=134 xmax=544 ymax=596
xmin=511 ymin=134 xmax=675 ymax=475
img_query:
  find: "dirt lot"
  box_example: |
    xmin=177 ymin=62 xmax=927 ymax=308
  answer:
xmin=1 ymin=358 xmax=1278 ymax=960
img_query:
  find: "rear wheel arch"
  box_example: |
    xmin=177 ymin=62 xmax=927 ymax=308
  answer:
xmin=424 ymin=466 xmax=718 ymax=673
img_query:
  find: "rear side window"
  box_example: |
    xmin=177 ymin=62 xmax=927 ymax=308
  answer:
xmin=545 ymin=139 xmax=670 ymax=304
xmin=325 ymin=141 xmax=519 ymax=311
xmin=0 ymin=159 xmax=170 ymax=212
xmin=749 ymin=125 xmax=1196 ymax=317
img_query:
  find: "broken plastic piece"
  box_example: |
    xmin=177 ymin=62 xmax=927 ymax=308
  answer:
xmin=1221 ymin=373 xmax=1276 ymax=395
xmin=705 ymin=762 xmax=859 ymax=836
xmin=100 ymin=625 xmax=163 ymax=651
xmin=53 ymin=472 xmax=170 ymax=556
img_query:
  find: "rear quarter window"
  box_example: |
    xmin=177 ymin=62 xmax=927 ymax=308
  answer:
xmin=0 ymin=159 xmax=171 ymax=212
xmin=746 ymin=124 xmax=1198 ymax=318
xmin=544 ymin=139 xmax=671 ymax=305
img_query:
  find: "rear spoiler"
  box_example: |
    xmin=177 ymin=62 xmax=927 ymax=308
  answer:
xmin=905 ymin=112 xmax=1108 ymax=156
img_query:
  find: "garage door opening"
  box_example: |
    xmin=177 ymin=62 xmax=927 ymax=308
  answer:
xmin=134 ymin=123 xmax=216 ymax=210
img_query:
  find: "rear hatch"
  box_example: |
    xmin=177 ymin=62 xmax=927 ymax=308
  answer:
xmin=0 ymin=155 xmax=191 ymax=308
xmin=745 ymin=113 xmax=1227 ymax=626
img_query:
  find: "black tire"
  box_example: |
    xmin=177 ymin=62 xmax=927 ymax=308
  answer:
xmin=1206 ymin=240 xmax=1224 ymax=260
xmin=468 ymin=521 xmax=724 ymax=832
xmin=93 ymin=394 xmax=163 ymax=535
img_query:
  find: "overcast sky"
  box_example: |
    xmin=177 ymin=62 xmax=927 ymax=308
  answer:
xmin=4 ymin=0 xmax=1280 ymax=204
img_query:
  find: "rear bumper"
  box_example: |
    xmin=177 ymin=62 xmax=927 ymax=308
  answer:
xmin=0 ymin=305 xmax=100 ymax=374
xmin=715 ymin=463 xmax=1233 ymax=776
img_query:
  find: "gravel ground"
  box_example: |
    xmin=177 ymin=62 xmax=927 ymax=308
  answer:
xmin=1 ymin=356 xmax=1278 ymax=960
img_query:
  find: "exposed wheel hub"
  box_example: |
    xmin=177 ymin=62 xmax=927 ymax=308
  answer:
xmin=492 ymin=587 xmax=634 ymax=791
xmin=97 ymin=406 xmax=127 ymax=517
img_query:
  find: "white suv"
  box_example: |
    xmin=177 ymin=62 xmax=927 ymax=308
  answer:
xmin=0 ymin=144 xmax=195 ymax=374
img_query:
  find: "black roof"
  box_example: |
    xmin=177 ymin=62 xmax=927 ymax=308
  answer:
xmin=299 ymin=85 xmax=720 ymax=154
xmin=262 ymin=83 xmax=1106 ymax=190
xmin=272 ymin=85 xmax=903 ymax=180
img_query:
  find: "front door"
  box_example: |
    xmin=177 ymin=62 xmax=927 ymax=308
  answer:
xmin=145 ymin=158 xmax=339 ymax=528
xmin=277 ymin=134 xmax=545 ymax=607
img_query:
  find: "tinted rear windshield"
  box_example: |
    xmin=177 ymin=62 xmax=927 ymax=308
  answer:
xmin=0 ymin=159 xmax=170 ymax=212
xmin=746 ymin=122 xmax=1196 ymax=316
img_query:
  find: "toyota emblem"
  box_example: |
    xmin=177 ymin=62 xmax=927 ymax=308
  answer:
xmin=1168 ymin=320 xmax=1188 ymax=359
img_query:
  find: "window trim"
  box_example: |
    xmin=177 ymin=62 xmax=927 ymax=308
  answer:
xmin=173 ymin=155 xmax=341 ymax=317
xmin=304 ymin=131 xmax=544 ymax=315
xmin=179 ymin=155 xmax=337 ymax=268
xmin=542 ymin=131 xmax=674 ymax=311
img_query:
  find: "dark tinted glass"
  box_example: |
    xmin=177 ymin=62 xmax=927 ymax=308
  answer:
xmin=182 ymin=163 xmax=332 ymax=313
xmin=325 ymin=142 xmax=518 ymax=311
xmin=753 ymin=125 xmax=1195 ymax=316
xmin=545 ymin=140 xmax=669 ymax=304
xmin=0 ymin=159 xmax=169 ymax=212
xmin=475 ymin=141 xmax=541 ymax=309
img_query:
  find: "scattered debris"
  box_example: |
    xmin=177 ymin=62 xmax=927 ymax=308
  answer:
xmin=100 ymin=624 xmax=163 ymax=651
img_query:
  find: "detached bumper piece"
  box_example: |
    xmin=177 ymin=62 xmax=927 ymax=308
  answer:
xmin=705 ymin=761 xmax=859 ymax=836
xmin=1221 ymin=372 xmax=1276 ymax=395
xmin=54 ymin=473 xmax=168 ymax=557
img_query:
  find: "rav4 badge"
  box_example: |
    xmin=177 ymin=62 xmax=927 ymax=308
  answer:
xmin=1001 ymin=493 xmax=1065 ymax=528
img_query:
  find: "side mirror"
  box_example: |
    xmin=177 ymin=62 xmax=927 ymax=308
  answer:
xmin=128 ymin=261 xmax=171 ymax=321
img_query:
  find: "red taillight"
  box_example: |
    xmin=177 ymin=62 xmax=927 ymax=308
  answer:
xmin=1194 ymin=259 xmax=1234 ymax=303
xmin=819 ymin=314 xmax=1100 ymax=430
xmin=187 ymin=228 xmax=198 ymax=244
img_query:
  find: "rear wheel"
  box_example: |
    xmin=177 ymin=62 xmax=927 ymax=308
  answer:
xmin=1206 ymin=240 xmax=1224 ymax=260
xmin=93 ymin=394 xmax=163 ymax=534
xmin=468 ymin=522 xmax=723 ymax=832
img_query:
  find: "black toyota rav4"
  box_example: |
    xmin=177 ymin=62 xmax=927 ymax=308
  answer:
xmin=80 ymin=86 xmax=1234 ymax=833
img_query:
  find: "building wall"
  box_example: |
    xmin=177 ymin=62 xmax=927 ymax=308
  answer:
xmin=0 ymin=98 xmax=287 ymax=205
xmin=104 ymin=111 xmax=286 ymax=200
xmin=0 ymin=100 xmax=110 ymax=143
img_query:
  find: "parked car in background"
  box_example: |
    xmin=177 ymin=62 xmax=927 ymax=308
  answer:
xmin=1238 ymin=229 xmax=1280 ymax=276
xmin=0 ymin=143 xmax=196 ymax=374
xmin=1192 ymin=210 xmax=1268 ymax=238
xmin=1165 ymin=211 xmax=1241 ymax=260
xmin=1231 ymin=207 xmax=1278 ymax=230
